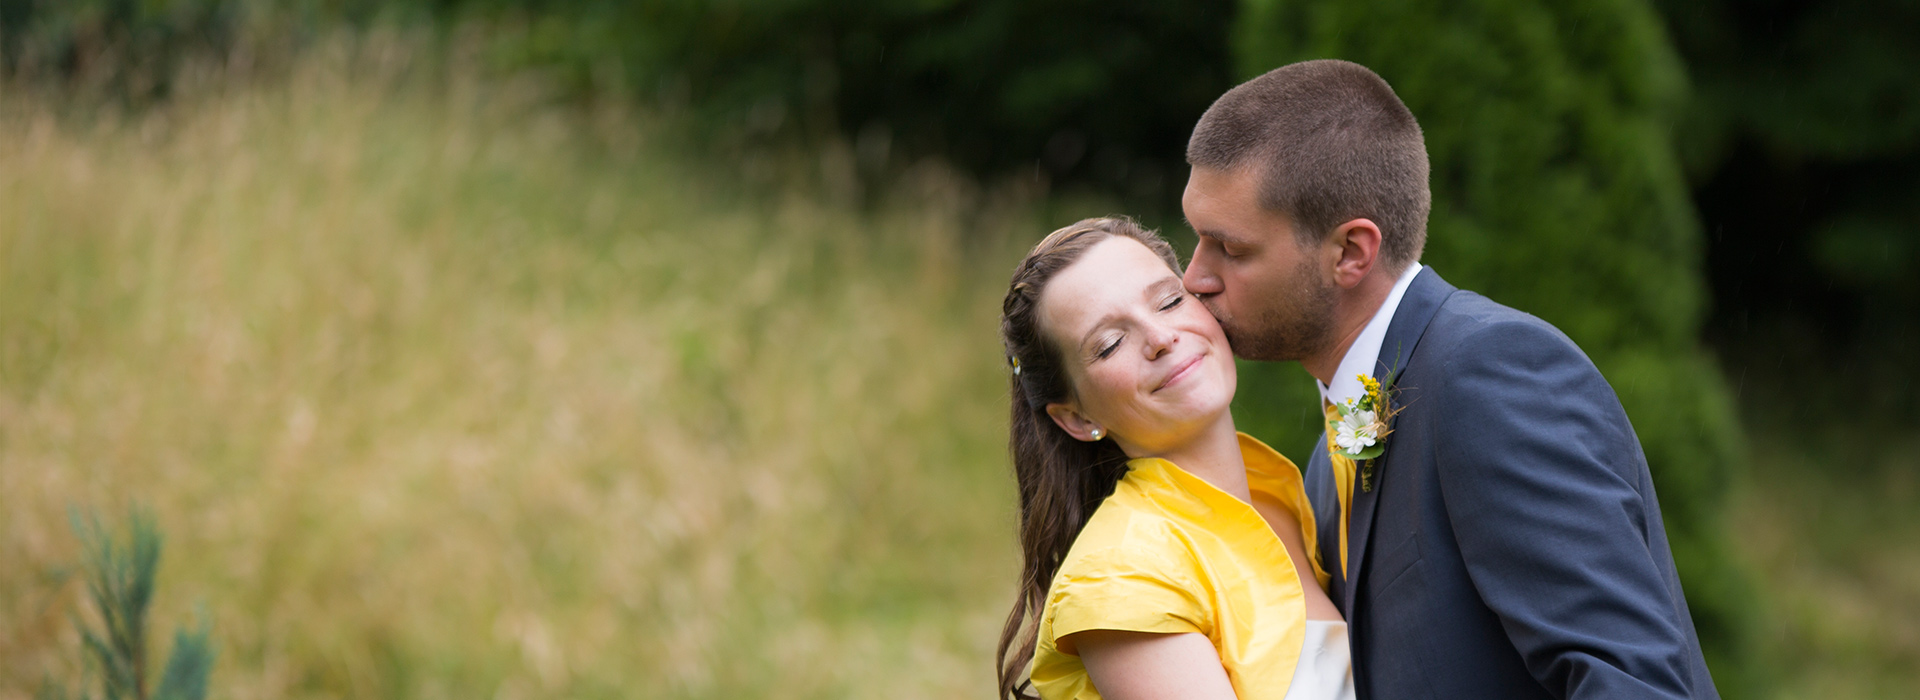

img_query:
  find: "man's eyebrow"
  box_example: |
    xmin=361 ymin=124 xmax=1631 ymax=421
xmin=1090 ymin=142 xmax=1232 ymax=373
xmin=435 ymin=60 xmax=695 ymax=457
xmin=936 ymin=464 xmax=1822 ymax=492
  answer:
xmin=1194 ymin=227 xmax=1253 ymax=247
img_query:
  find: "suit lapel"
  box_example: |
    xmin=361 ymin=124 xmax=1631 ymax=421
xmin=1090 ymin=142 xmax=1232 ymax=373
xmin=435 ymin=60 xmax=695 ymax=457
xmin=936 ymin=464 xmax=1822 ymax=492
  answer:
xmin=1343 ymin=267 xmax=1456 ymax=604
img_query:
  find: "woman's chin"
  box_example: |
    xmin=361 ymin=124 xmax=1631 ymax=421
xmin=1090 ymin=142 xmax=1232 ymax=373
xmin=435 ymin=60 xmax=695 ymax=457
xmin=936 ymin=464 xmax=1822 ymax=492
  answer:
xmin=1160 ymin=374 xmax=1234 ymax=415
xmin=1121 ymin=405 xmax=1237 ymax=457
xmin=1149 ymin=393 xmax=1235 ymax=433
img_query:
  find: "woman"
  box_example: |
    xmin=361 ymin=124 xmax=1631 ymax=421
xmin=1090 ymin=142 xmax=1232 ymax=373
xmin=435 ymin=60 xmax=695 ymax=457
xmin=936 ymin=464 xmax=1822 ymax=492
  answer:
xmin=995 ymin=217 xmax=1353 ymax=700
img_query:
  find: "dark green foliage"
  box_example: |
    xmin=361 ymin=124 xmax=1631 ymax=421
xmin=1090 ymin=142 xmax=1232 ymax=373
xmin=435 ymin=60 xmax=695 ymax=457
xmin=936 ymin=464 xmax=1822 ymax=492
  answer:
xmin=0 ymin=0 xmax=240 ymax=91
xmin=1228 ymin=0 xmax=1760 ymax=694
xmin=1656 ymin=0 xmax=1920 ymax=427
xmin=1658 ymin=0 xmax=1920 ymax=162
xmin=41 ymin=509 xmax=213 ymax=700
xmin=0 ymin=0 xmax=1237 ymax=194
xmin=466 ymin=0 xmax=1238 ymax=194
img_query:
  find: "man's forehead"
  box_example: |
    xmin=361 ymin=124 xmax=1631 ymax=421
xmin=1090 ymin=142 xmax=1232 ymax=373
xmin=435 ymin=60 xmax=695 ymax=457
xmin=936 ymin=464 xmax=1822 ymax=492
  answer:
xmin=1187 ymin=163 xmax=1263 ymax=195
xmin=1184 ymin=168 xmax=1290 ymax=244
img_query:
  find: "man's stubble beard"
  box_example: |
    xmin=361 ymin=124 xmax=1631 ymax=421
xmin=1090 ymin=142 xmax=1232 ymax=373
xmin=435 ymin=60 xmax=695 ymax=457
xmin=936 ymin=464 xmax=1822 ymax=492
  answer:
xmin=1208 ymin=258 xmax=1339 ymax=363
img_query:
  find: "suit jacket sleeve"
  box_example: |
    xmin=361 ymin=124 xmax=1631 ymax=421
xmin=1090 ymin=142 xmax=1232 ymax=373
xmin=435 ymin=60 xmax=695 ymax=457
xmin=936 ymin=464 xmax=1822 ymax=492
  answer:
xmin=1431 ymin=319 xmax=1699 ymax=699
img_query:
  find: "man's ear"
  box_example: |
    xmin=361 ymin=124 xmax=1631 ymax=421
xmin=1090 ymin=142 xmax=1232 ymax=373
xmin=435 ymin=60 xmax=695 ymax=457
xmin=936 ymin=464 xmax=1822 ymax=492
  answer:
xmin=1045 ymin=401 xmax=1103 ymax=442
xmin=1329 ymin=218 xmax=1383 ymax=289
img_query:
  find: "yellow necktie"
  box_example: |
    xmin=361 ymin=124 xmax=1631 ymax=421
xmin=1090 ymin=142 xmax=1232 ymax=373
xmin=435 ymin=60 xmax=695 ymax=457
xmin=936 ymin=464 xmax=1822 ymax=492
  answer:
xmin=1323 ymin=401 xmax=1356 ymax=580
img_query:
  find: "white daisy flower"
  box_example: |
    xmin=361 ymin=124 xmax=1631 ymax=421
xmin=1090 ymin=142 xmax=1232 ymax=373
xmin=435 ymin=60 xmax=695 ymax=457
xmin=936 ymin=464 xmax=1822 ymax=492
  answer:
xmin=1335 ymin=409 xmax=1378 ymax=455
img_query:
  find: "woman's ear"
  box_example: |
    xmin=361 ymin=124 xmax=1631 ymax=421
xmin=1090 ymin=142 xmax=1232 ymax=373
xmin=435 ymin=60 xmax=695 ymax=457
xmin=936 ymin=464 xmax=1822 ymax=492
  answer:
xmin=1045 ymin=402 xmax=1103 ymax=442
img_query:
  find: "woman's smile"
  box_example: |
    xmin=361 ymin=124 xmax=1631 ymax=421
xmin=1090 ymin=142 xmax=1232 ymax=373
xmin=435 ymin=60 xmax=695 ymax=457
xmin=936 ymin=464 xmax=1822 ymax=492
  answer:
xmin=1154 ymin=352 xmax=1206 ymax=393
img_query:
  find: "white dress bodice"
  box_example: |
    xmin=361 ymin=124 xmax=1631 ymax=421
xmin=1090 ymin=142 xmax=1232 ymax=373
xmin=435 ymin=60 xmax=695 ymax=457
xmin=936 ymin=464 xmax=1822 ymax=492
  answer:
xmin=1281 ymin=620 xmax=1355 ymax=700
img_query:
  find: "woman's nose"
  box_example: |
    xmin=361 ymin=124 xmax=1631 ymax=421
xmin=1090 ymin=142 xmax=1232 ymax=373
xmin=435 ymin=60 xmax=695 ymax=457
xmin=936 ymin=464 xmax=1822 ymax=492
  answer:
xmin=1143 ymin=322 xmax=1178 ymax=359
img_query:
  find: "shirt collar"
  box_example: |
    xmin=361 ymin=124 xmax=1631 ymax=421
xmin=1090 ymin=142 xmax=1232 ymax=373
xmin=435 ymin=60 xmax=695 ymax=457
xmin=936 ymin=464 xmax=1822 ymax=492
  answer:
xmin=1317 ymin=263 xmax=1425 ymax=407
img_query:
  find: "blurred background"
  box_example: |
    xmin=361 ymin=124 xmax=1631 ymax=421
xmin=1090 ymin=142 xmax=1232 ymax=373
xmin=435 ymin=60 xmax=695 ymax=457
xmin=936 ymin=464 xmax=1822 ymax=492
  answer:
xmin=0 ymin=0 xmax=1914 ymax=698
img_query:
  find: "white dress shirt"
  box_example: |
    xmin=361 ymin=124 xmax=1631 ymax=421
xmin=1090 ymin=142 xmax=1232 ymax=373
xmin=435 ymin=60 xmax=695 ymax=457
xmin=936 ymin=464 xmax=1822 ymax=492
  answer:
xmin=1317 ymin=263 xmax=1425 ymax=407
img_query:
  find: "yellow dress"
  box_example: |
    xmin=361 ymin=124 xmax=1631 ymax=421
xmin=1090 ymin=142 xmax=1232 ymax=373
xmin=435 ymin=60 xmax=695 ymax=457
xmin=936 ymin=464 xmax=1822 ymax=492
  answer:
xmin=1030 ymin=433 xmax=1331 ymax=700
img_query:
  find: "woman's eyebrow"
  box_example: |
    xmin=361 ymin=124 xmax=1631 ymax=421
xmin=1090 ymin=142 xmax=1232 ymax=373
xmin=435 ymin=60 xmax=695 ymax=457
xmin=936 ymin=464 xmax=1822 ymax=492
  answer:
xmin=1078 ymin=312 xmax=1125 ymax=354
xmin=1145 ymin=277 xmax=1183 ymax=298
xmin=1077 ymin=277 xmax=1187 ymax=353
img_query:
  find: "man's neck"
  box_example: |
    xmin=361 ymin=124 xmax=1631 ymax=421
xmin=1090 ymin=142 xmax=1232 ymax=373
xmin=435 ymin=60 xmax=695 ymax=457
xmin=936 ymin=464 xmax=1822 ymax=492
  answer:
xmin=1303 ymin=273 xmax=1398 ymax=386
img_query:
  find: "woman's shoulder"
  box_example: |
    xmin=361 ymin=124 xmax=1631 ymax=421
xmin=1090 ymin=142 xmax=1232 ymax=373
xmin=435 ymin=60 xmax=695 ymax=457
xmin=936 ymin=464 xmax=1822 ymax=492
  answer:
xmin=1040 ymin=482 xmax=1218 ymax=649
xmin=1052 ymin=474 xmax=1204 ymax=584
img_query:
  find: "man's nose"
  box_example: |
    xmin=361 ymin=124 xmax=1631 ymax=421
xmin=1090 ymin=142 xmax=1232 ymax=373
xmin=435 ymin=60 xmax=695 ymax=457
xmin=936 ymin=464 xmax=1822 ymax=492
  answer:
xmin=1183 ymin=262 xmax=1223 ymax=297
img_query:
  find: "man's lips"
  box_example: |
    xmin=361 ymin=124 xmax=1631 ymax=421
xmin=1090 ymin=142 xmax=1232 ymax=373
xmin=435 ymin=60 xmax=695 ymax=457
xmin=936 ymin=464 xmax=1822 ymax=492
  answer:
xmin=1155 ymin=353 xmax=1205 ymax=392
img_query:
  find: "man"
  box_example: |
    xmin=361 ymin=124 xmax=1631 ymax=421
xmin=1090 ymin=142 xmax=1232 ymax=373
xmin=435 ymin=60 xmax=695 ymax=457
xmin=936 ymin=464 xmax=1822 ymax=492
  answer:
xmin=1180 ymin=59 xmax=1719 ymax=699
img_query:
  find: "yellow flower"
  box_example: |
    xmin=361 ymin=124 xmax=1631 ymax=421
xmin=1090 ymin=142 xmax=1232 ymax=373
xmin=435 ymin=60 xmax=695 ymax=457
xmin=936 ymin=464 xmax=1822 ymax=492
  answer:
xmin=1358 ymin=373 xmax=1384 ymax=411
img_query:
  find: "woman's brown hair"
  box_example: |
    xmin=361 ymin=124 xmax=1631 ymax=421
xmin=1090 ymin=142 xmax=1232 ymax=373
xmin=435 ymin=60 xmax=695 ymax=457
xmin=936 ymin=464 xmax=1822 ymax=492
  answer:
xmin=994 ymin=217 xmax=1183 ymax=699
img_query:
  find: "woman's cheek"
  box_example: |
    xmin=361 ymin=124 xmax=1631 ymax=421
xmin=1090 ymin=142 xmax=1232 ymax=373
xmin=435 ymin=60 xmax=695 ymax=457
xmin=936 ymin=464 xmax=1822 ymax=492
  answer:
xmin=1098 ymin=363 xmax=1137 ymax=403
xmin=1078 ymin=365 xmax=1120 ymax=413
xmin=1189 ymin=308 xmax=1227 ymax=343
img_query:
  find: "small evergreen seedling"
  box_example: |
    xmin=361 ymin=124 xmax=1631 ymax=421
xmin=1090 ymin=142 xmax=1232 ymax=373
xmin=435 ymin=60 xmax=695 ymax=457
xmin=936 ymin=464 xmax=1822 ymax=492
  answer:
xmin=40 ymin=509 xmax=214 ymax=700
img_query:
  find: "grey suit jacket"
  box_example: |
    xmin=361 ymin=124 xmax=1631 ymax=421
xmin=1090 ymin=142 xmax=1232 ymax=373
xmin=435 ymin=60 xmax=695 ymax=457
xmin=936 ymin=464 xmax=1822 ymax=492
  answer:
xmin=1304 ymin=267 xmax=1719 ymax=699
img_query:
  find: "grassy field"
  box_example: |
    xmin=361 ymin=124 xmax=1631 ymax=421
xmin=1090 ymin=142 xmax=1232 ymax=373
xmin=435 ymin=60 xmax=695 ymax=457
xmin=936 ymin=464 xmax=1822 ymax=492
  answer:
xmin=1729 ymin=407 xmax=1920 ymax=698
xmin=0 ymin=34 xmax=1084 ymax=699
xmin=2 ymin=31 xmax=1915 ymax=700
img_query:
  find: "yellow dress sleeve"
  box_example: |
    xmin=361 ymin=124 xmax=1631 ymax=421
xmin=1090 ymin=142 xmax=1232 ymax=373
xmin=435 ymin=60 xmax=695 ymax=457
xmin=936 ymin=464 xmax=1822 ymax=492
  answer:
xmin=1044 ymin=544 xmax=1212 ymax=652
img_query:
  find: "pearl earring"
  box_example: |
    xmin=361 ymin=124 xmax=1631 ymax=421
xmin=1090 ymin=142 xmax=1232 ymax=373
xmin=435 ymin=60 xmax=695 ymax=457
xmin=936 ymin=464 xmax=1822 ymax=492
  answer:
xmin=1090 ymin=428 xmax=1103 ymax=440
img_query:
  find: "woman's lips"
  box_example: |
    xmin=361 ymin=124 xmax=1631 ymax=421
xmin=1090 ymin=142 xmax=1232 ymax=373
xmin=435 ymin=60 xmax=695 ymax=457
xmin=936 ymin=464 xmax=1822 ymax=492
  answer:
xmin=1155 ymin=353 xmax=1205 ymax=392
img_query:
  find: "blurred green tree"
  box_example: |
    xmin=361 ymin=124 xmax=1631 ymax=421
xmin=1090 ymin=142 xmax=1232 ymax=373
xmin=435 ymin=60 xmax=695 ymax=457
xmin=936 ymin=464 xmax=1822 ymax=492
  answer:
xmin=1228 ymin=0 xmax=1760 ymax=694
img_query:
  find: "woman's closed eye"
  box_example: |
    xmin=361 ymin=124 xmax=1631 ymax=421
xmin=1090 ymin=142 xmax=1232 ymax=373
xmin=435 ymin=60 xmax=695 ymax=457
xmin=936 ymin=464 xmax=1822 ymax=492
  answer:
xmin=1092 ymin=293 xmax=1183 ymax=360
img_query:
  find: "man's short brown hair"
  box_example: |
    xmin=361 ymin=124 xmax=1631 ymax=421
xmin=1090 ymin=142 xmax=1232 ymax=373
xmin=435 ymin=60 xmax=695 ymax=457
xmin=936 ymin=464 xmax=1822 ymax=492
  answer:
xmin=1188 ymin=59 xmax=1430 ymax=270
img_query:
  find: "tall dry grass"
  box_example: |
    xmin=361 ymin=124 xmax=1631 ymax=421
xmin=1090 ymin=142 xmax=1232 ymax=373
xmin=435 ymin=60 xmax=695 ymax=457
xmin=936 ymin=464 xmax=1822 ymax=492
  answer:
xmin=0 ymin=33 xmax=1054 ymax=699
xmin=1729 ymin=430 xmax=1920 ymax=698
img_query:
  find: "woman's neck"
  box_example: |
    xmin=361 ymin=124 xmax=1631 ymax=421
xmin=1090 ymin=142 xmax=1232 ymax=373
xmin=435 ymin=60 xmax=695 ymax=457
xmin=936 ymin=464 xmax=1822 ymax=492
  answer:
xmin=1141 ymin=415 xmax=1250 ymax=503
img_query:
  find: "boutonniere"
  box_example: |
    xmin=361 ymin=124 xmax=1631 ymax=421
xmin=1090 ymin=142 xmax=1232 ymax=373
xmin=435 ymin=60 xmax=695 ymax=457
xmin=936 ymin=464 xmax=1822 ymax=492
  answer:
xmin=1328 ymin=371 xmax=1403 ymax=492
